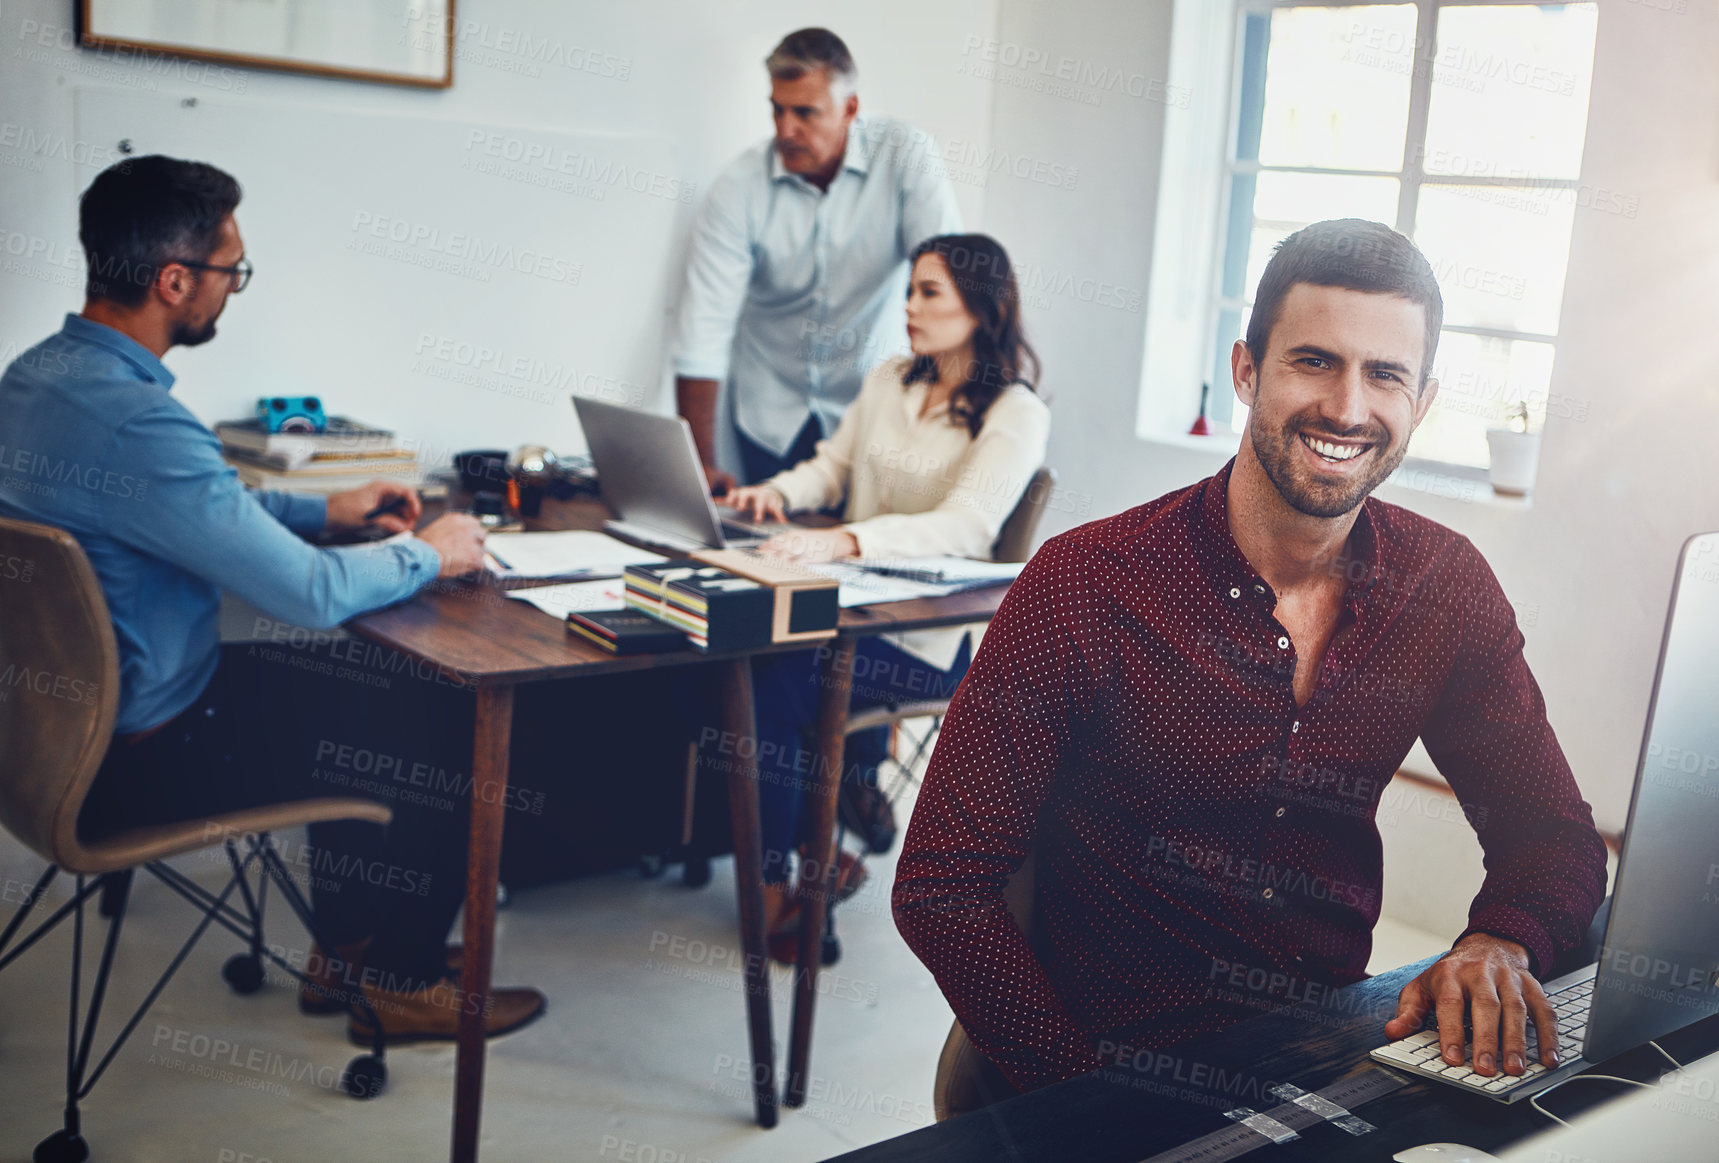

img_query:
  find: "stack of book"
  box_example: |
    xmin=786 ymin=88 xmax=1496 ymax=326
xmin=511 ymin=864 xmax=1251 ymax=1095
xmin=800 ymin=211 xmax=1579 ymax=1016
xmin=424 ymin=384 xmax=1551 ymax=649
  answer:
xmin=623 ymin=554 xmax=839 ymax=651
xmin=216 ymin=417 xmax=428 ymax=494
xmin=565 ymin=609 xmax=688 ymax=655
xmin=623 ymin=560 xmax=776 ymax=652
xmin=691 ymin=549 xmax=839 ymax=641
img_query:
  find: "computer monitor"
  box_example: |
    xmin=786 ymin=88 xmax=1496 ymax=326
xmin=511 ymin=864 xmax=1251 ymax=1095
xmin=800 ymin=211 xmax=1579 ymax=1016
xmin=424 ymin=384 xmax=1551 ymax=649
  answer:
xmin=1587 ymin=531 xmax=1719 ymax=1061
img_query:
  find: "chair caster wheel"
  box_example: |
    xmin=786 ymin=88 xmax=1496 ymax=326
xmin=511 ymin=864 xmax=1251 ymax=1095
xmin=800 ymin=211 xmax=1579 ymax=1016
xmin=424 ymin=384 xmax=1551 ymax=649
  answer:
xmin=222 ymin=953 xmax=265 ymax=995
xmin=33 ymin=1129 xmax=89 ymax=1163
xmin=820 ymin=930 xmax=841 ymax=966
xmin=682 ymin=855 xmax=712 ymax=888
xmin=638 ymin=854 xmax=666 ymax=879
xmin=341 ymin=1054 xmax=387 ymax=1099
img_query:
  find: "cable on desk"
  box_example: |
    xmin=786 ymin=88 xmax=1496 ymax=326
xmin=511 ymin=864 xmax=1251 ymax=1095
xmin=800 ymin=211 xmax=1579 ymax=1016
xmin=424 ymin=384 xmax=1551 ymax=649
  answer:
xmin=1648 ymin=1040 xmax=1683 ymax=1070
xmin=1528 ymin=1073 xmax=1657 ymax=1128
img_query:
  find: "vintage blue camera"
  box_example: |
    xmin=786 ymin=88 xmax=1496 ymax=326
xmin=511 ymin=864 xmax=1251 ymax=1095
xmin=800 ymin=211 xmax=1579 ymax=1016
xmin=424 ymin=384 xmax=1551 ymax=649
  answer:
xmin=255 ymin=396 xmax=327 ymax=434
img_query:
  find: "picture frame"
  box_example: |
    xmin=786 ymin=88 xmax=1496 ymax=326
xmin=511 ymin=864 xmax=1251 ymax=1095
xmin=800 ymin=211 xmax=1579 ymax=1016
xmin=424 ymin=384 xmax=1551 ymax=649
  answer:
xmin=78 ymin=0 xmax=455 ymax=90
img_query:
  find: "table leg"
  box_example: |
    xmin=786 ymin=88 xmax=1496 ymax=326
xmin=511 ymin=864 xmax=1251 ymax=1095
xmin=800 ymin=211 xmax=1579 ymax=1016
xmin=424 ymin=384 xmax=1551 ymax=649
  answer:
xmin=451 ymin=682 xmax=514 ymax=1163
xmin=784 ymin=634 xmax=855 ymax=1107
xmin=718 ymin=658 xmax=779 ymax=1128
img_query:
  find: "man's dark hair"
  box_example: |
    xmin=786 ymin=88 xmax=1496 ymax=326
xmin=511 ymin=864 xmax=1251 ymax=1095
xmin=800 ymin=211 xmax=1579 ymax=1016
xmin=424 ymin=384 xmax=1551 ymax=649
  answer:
xmin=1246 ymin=219 xmax=1443 ymax=388
xmin=765 ymin=28 xmax=858 ymax=94
xmin=78 ymin=155 xmax=241 ymax=307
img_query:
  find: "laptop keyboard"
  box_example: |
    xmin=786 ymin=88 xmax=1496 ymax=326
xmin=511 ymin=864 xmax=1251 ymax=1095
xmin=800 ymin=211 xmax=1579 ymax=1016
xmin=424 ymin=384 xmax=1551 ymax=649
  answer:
xmin=1370 ymin=973 xmax=1592 ymax=1097
xmin=720 ymin=517 xmax=791 ymax=540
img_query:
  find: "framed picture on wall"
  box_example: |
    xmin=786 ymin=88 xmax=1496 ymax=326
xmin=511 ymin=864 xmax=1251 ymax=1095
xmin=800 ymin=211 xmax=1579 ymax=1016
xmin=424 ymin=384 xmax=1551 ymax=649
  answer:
xmin=78 ymin=1 xmax=455 ymax=90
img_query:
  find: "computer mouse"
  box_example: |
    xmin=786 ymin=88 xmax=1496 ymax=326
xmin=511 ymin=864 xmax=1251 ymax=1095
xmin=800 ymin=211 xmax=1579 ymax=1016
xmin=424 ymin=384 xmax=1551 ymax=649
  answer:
xmin=1392 ymin=1145 xmax=1503 ymax=1163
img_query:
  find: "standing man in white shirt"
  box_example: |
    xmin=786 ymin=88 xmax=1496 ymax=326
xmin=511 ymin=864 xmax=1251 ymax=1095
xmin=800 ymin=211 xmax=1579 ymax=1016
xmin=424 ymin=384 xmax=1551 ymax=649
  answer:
xmin=673 ymin=28 xmax=963 ymax=493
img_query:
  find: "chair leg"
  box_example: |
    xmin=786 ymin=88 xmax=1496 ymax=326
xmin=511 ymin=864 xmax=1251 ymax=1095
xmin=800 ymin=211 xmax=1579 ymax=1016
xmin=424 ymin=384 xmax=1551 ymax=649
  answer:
xmin=251 ymin=836 xmax=388 ymax=1099
xmin=35 ymin=870 xmax=130 ymax=1163
xmin=141 ymin=836 xmax=389 ymax=1099
xmin=44 ymin=862 xmax=265 ymax=1155
xmin=0 ymin=865 xmax=58 ymax=962
xmin=218 ymin=839 xmax=267 ymax=996
xmin=0 ymin=875 xmax=105 ymax=977
xmin=95 ymin=875 xmax=125 ymax=920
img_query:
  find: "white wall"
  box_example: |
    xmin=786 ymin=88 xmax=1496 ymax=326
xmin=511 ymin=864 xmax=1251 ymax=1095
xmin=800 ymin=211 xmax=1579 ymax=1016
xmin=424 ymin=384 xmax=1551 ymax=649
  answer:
xmin=982 ymin=0 xmax=1719 ymax=835
xmin=0 ymin=0 xmax=998 ymax=458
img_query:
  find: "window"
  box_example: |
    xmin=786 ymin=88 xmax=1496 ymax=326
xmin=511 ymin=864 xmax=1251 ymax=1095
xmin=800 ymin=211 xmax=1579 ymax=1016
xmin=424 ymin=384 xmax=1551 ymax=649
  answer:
xmin=1167 ymin=0 xmax=1598 ymax=471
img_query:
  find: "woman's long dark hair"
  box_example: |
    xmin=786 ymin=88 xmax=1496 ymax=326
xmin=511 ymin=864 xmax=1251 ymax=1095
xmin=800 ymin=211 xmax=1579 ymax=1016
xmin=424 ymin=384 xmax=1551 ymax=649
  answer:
xmin=902 ymin=233 xmax=1040 ymax=438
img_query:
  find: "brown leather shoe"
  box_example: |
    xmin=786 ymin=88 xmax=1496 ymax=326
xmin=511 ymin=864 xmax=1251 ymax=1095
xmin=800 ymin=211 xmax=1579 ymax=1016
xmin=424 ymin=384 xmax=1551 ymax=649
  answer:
xmin=767 ymin=852 xmax=868 ymax=965
xmin=347 ymin=976 xmax=546 ymax=1045
xmin=300 ymin=941 xmax=465 ymax=1015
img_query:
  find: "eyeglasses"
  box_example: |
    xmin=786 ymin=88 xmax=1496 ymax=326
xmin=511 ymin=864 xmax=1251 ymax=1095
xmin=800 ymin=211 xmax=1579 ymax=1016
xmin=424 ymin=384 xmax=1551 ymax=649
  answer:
xmin=171 ymin=256 xmax=253 ymax=293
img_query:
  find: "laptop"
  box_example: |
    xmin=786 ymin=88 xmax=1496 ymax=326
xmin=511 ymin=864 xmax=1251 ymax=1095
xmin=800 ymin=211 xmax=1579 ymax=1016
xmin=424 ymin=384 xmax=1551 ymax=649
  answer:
xmin=1371 ymin=531 xmax=1719 ymax=1102
xmin=572 ymin=396 xmax=794 ymax=554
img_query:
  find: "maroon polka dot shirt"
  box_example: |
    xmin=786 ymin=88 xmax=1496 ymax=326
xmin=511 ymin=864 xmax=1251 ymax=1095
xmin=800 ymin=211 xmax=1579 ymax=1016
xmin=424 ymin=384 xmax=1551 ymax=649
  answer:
xmin=893 ymin=460 xmax=1608 ymax=1093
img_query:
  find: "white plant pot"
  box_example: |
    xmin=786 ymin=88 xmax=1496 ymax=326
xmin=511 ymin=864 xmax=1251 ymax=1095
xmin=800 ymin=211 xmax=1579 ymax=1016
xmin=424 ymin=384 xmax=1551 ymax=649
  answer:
xmin=1485 ymin=429 xmax=1542 ymax=496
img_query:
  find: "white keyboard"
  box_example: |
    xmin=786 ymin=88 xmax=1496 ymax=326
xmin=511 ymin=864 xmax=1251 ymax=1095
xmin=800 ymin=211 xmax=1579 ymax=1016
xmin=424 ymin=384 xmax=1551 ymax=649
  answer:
xmin=1369 ymin=965 xmax=1594 ymax=1102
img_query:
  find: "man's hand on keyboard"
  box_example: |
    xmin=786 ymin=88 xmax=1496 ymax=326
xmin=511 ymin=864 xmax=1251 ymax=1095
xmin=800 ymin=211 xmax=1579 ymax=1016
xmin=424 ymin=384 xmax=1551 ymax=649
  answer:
xmin=1383 ymin=933 xmax=1559 ymax=1078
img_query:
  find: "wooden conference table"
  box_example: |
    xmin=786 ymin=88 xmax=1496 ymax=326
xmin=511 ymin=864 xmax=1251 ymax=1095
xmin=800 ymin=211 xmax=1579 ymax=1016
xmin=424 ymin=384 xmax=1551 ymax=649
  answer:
xmin=344 ymin=495 xmax=1007 ymax=1163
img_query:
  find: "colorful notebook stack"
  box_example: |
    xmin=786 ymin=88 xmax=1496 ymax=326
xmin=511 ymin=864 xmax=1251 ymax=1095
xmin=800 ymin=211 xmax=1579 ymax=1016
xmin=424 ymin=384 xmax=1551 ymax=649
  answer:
xmin=623 ymin=561 xmax=776 ymax=652
xmin=565 ymin=609 xmax=688 ymax=655
xmin=623 ymin=555 xmax=840 ymax=651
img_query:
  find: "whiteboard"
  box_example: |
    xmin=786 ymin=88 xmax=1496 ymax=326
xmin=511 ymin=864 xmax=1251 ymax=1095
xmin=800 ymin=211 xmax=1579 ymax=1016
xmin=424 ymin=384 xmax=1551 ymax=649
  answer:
xmin=74 ymin=88 xmax=688 ymax=464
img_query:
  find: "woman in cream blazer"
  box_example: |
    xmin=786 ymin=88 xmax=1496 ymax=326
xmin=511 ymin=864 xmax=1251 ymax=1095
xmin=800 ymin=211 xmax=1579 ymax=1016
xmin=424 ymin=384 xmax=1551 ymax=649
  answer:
xmin=724 ymin=233 xmax=1050 ymax=949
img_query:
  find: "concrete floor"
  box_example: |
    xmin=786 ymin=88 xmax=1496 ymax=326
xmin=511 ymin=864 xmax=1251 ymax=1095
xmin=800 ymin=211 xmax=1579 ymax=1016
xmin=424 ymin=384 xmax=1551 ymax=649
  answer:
xmin=0 ymin=758 xmax=1447 ymax=1163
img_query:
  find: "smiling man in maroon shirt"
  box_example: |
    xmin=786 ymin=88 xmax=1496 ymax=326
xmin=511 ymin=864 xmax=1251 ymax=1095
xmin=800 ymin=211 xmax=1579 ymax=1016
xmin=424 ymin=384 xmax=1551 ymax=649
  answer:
xmin=893 ymin=218 xmax=1607 ymax=1101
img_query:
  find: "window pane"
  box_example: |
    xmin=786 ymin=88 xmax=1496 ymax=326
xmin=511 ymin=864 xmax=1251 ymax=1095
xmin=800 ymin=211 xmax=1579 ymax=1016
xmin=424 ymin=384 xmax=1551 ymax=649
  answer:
xmin=1415 ymin=183 xmax=1578 ymax=335
xmin=1257 ymin=5 xmax=1417 ymax=172
xmin=1421 ymin=4 xmax=1598 ymax=181
xmin=1244 ymin=171 xmax=1401 ymax=295
xmin=1410 ymin=331 xmax=1557 ymax=468
xmin=1210 ymin=305 xmax=1246 ymax=430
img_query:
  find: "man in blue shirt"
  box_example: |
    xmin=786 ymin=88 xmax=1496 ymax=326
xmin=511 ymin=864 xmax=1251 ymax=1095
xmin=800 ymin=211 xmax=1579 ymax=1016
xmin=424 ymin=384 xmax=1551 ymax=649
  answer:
xmin=673 ymin=27 xmax=962 ymax=492
xmin=0 ymin=156 xmax=544 ymax=1043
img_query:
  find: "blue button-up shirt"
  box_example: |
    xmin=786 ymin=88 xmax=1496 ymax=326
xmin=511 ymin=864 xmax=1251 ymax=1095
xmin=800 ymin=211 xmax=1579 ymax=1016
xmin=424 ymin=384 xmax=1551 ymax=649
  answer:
xmin=0 ymin=315 xmax=440 ymax=734
xmin=672 ymin=115 xmax=961 ymax=457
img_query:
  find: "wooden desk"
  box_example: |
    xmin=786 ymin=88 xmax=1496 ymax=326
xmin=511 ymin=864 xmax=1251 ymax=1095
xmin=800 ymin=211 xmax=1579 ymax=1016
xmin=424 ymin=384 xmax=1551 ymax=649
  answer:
xmin=344 ymin=497 xmax=1006 ymax=1162
xmin=819 ymin=956 xmax=1719 ymax=1162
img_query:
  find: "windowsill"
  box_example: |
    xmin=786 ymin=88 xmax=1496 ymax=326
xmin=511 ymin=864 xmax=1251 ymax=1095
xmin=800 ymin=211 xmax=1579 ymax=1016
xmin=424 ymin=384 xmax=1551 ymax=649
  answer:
xmin=1137 ymin=432 xmax=1536 ymax=509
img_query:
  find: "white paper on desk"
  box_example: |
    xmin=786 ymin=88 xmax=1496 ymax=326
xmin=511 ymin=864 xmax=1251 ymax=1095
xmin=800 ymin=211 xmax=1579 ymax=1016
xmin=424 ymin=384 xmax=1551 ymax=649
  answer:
xmin=806 ymin=562 xmax=954 ymax=607
xmin=504 ymin=578 xmax=628 ymax=620
xmin=484 ymin=530 xmax=665 ymax=579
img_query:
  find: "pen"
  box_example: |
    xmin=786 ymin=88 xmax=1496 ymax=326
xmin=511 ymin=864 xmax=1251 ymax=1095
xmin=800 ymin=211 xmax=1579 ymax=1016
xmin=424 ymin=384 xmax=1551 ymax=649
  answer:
xmin=363 ymin=495 xmax=410 ymax=523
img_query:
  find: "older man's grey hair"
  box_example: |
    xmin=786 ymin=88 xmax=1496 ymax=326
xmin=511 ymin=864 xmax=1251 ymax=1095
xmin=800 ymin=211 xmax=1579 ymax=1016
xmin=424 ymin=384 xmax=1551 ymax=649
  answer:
xmin=765 ymin=28 xmax=858 ymax=100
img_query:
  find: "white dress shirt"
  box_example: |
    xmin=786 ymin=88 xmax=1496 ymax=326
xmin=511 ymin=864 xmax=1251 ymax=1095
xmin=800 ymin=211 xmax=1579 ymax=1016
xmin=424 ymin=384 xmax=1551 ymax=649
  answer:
xmin=765 ymin=357 xmax=1051 ymax=668
xmin=672 ymin=116 xmax=962 ymax=457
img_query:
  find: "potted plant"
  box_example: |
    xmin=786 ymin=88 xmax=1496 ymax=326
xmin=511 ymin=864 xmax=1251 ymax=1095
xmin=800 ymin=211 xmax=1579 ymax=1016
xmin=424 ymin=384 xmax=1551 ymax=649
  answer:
xmin=1485 ymin=400 xmax=1541 ymax=496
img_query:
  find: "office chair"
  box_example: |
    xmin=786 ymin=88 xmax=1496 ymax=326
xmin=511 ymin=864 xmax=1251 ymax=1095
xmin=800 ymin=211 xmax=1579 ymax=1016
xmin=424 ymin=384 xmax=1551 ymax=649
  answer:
xmin=0 ymin=515 xmax=394 ymax=1163
xmin=819 ymin=466 xmax=1059 ymax=962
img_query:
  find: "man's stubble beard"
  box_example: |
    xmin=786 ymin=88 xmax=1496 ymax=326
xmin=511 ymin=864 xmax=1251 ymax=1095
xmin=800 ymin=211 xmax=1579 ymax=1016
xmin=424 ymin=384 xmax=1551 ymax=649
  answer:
xmin=171 ymin=314 xmax=218 ymax=347
xmin=1249 ymin=390 xmax=1407 ymax=520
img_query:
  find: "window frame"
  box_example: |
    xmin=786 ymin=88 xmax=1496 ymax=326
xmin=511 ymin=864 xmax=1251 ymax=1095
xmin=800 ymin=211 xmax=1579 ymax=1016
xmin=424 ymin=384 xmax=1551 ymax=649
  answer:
xmin=1198 ymin=0 xmax=1591 ymax=475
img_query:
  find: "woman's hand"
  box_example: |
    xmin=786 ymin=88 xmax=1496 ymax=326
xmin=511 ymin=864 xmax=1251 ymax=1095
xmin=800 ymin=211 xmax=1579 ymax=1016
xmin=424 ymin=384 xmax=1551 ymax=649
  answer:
xmin=758 ymin=527 xmax=860 ymax=564
xmin=722 ymin=484 xmax=789 ymax=524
